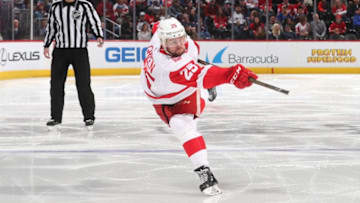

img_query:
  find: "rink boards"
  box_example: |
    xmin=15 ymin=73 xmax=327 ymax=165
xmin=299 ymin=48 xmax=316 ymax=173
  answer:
xmin=1 ymin=40 xmax=360 ymax=80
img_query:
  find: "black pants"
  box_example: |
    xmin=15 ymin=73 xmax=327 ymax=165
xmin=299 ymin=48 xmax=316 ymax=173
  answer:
xmin=50 ymin=48 xmax=95 ymax=122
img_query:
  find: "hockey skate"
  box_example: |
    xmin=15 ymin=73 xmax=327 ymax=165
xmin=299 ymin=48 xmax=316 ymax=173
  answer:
xmin=85 ymin=119 xmax=94 ymax=130
xmin=46 ymin=119 xmax=61 ymax=131
xmin=194 ymin=165 xmax=222 ymax=196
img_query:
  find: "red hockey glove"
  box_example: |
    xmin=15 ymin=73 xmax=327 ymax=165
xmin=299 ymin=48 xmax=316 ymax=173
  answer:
xmin=227 ymin=64 xmax=258 ymax=89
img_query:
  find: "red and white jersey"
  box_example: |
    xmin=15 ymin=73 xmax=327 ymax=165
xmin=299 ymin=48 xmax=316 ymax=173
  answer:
xmin=140 ymin=33 xmax=211 ymax=105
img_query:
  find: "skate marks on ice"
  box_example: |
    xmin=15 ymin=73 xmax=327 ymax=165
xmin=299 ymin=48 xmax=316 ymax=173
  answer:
xmin=0 ymin=75 xmax=360 ymax=202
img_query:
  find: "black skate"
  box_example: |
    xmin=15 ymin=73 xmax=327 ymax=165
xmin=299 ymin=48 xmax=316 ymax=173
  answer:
xmin=194 ymin=165 xmax=222 ymax=195
xmin=85 ymin=119 xmax=94 ymax=130
xmin=207 ymin=87 xmax=217 ymax=102
xmin=46 ymin=119 xmax=61 ymax=130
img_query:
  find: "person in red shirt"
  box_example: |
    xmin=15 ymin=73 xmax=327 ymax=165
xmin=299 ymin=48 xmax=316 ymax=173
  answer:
xmin=318 ymin=0 xmax=331 ymax=20
xmin=213 ymin=7 xmax=229 ymax=39
xmin=258 ymin=0 xmax=273 ymax=12
xmin=96 ymin=0 xmax=116 ymax=21
xmin=204 ymin=0 xmax=219 ymax=19
xmin=332 ymin=0 xmax=347 ymax=17
xmin=144 ymin=10 xmax=155 ymax=25
xmin=329 ymin=14 xmax=346 ymax=39
xmin=249 ymin=16 xmax=264 ymax=38
xmin=277 ymin=0 xmax=295 ymax=14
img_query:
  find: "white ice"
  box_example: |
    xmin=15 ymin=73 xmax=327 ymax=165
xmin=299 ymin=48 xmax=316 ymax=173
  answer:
xmin=0 ymin=75 xmax=359 ymax=203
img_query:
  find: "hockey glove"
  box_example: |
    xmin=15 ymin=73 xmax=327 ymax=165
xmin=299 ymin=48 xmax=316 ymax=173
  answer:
xmin=227 ymin=64 xmax=258 ymax=89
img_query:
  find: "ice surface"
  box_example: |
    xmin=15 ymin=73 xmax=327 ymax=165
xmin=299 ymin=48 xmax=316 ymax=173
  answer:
xmin=0 ymin=75 xmax=359 ymax=203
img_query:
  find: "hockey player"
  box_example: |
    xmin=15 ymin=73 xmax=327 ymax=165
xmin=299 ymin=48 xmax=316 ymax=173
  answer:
xmin=140 ymin=17 xmax=258 ymax=195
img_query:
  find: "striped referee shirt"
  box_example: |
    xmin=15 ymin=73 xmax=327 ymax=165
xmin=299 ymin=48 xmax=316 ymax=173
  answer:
xmin=44 ymin=0 xmax=103 ymax=48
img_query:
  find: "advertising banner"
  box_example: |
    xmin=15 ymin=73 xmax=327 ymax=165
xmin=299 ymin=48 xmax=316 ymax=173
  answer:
xmin=1 ymin=40 xmax=360 ymax=79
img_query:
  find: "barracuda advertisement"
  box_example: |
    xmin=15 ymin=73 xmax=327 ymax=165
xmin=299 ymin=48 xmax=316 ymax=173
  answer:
xmin=1 ymin=41 xmax=360 ymax=79
xmin=198 ymin=41 xmax=360 ymax=68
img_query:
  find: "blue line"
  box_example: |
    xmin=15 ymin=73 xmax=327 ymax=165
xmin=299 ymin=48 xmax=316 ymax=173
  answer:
xmin=0 ymin=148 xmax=359 ymax=154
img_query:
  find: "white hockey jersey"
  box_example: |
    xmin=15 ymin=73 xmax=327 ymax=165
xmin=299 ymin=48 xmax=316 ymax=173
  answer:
xmin=140 ymin=33 xmax=211 ymax=105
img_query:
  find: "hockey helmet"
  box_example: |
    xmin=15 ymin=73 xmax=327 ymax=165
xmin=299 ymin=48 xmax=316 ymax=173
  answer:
xmin=158 ymin=17 xmax=186 ymax=48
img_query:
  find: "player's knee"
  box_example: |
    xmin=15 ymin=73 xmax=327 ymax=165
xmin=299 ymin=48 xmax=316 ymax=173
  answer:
xmin=169 ymin=114 xmax=198 ymax=143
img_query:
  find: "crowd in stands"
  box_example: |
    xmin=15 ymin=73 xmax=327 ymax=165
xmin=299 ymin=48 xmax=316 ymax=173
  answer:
xmin=1 ymin=0 xmax=360 ymax=40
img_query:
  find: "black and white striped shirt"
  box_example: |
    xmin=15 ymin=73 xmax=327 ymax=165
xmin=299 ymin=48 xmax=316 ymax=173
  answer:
xmin=44 ymin=0 xmax=103 ymax=48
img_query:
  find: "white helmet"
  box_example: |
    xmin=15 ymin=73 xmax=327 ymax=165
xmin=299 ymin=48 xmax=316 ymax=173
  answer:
xmin=158 ymin=17 xmax=186 ymax=48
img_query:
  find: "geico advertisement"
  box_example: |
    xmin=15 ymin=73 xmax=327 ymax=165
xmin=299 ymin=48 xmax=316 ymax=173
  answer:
xmin=198 ymin=41 xmax=360 ymax=68
xmin=88 ymin=41 xmax=148 ymax=68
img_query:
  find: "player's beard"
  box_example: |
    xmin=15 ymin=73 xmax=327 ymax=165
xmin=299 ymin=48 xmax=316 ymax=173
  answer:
xmin=168 ymin=46 xmax=186 ymax=57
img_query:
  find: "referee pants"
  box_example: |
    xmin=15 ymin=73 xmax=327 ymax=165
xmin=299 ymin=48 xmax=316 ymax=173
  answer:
xmin=50 ymin=48 xmax=95 ymax=122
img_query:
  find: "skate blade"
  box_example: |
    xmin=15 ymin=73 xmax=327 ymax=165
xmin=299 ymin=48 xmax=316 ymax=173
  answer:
xmin=202 ymin=184 xmax=222 ymax=196
xmin=86 ymin=125 xmax=94 ymax=131
xmin=47 ymin=125 xmax=60 ymax=131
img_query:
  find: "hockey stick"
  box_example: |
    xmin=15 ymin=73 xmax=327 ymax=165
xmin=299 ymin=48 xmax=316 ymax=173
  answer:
xmin=197 ymin=59 xmax=290 ymax=95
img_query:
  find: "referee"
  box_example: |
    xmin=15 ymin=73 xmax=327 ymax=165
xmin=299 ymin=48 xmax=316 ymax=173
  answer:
xmin=44 ymin=0 xmax=103 ymax=128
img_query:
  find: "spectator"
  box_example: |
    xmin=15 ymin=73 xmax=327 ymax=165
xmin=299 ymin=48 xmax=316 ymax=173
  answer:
xmin=329 ymin=14 xmax=346 ymax=40
xmin=137 ymin=23 xmax=152 ymax=40
xmin=234 ymin=20 xmax=251 ymax=39
xmin=348 ymin=0 xmax=360 ymax=17
xmin=318 ymin=0 xmax=332 ymax=22
xmin=303 ymin=0 xmax=313 ymax=7
xmin=168 ymin=0 xmax=184 ymax=18
xmin=311 ymin=13 xmax=327 ymax=40
xmin=248 ymin=10 xmax=259 ymax=25
xmin=129 ymin=0 xmax=147 ymax=12
xmin=268 ymin=15 xmax=277 ymax=33
xmin=213 ymin=7 xmax=229 ymax=39
xmin=96 ymin=0 xmax=116 ymax=21
xmin=294 ymin=6 xmax=307 ymax=23
xmin=198 ymin=17 xmax=212 ymax=39
xmin=14 ymin=0 xmax=26 ymax=9
xmin=258 ymin=0 xmax=273 ymax=13
xmin=249 ymin=16 xmax=264 ymax=34
xmin=229 ymin=5 xmax=246 ymax=25
xmin=185 ymin=24 xmax=198 ymax=39
xmin=332 ymin=0 xmax=347 ymax=17
xmin=184 ymin=0 xmax=195 ymax=16
xmin=270 ymin=23 xmax=285 ymax=40
xmin=34 ymin=1 xmax=48 ymax=19
xmin=223 ymin=0 xmax=232 ymax=17
xmin=254 ymin=25 xmax=266 ymax=39
xmin=246 ymin=0 xmax=258 ymax=10
xmin=189 ymin=7 xmax=197 ymax=23
xmin=181 ymin=13 xmax=196 ymax=28
xmin=148 ymin=0 xmax=162 ymax=15
xmin=294 ymin=0 xmax=309 ymax=16
xmin=120 ymin=15 xmax=133 ymax=39
xmin=113 ymin=0 xmax=129 ymax=18
xmin=13 ymin=19 xmax=23 ymax=39
xmin=204 ymin=0 xmax=218 ymax=19
xmin=37 ymin=18 xmax=47 ymax=39
xmin=295 ymin=15 xmax=311 ymax=39
xmin=137 ymin=11 xmax=150 ymax=32
xmin=144 ymin=10 xmax=155 ymax=25
xmin=284 ymin=17 xmax=296 ymax=32
xmin=277 ymin=0 xmax=294 ymax=14
xmin=282 ymin=24 xmax=297 ymax=39
xmin=353 ymin=7 xmax=360 ymax=38
xmin=238 ymin=0 xmax=249 ymax=16
xmin=277 ymin=5 xmax=295 ymax=25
